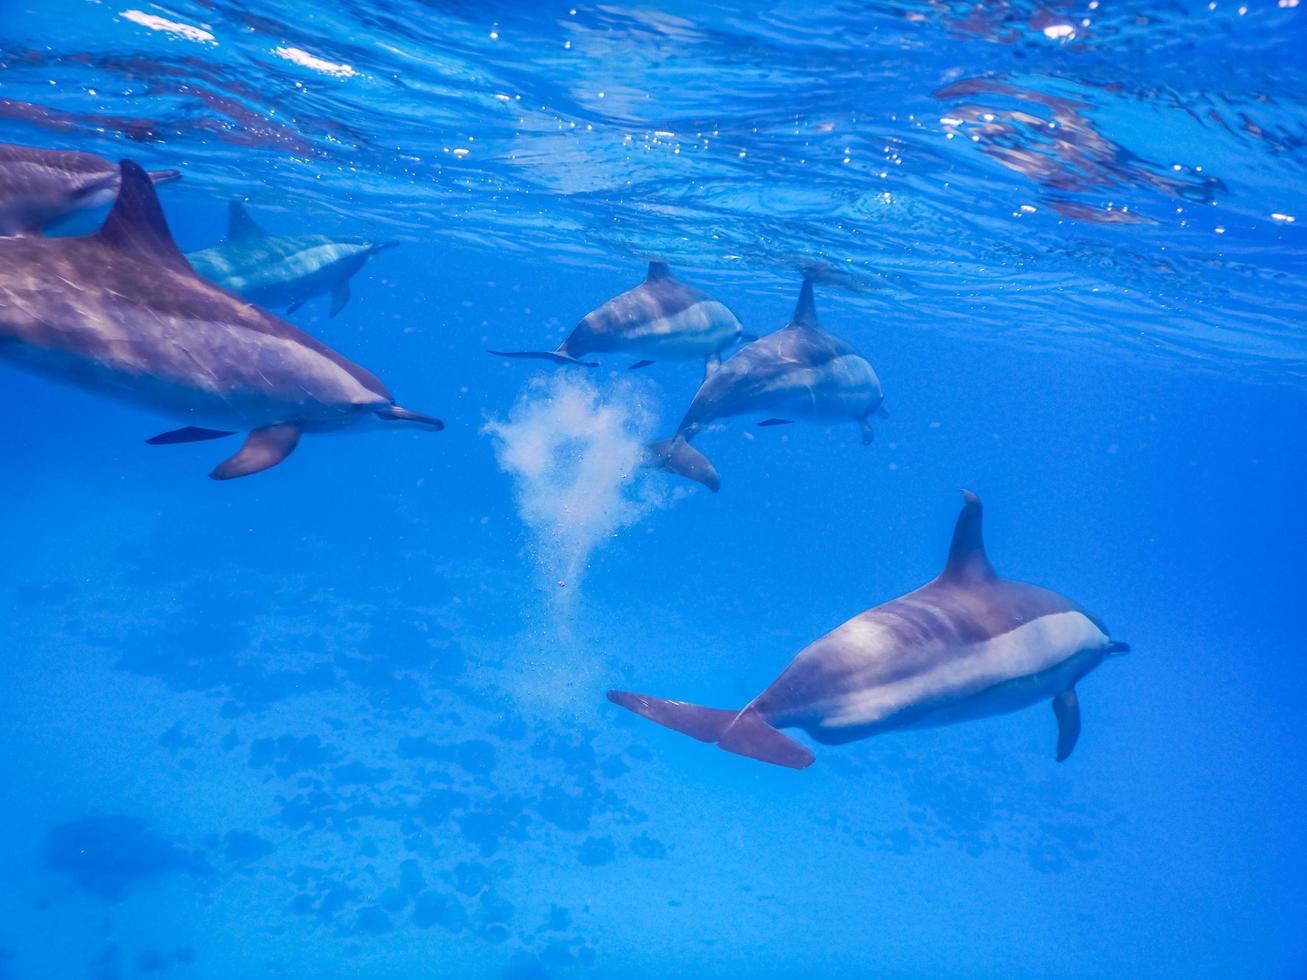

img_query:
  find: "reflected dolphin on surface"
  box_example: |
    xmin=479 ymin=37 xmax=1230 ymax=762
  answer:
xmin=489 ymin=261 xmax=746 ymax=376
xmin=187 ymin=202 xmax=397 ymax=317
xmin=644 ymin=277 xmax=884 ymax=492
xmin=0 ymin=160 xmax=441 ymax=479
xmin=0 ymin=142 xmax=179 ymax=236
xmin=609 ymin=492 xmax=1129 ymax=769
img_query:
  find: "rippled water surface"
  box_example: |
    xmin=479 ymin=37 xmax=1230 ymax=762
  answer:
xmin=2 ymin=0 xmax=1305 ymax=371
xmin=0 ymin=2 xmax=1305 ymax=979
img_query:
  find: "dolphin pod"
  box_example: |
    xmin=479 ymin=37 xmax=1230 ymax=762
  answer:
xmin=186 ymin=201 xmax=397 ymax=318
xmin=489 ymin=261 xmax=746 ymax=376
xmin=644 ymin=277 xmax=884 ymax=493
xmin=0 ymin=141 xmax=180 ymax=237
xmin=609 ymin=491 xmax=1128 ymax=769
xmin=0 ymin=141 xmax=1126 ymax=769
xmin=0 ymin=160 xmax=441 ymax=479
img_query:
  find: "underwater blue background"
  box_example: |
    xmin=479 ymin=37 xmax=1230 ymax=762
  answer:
xmin=1 ymin=0 xmax=1305 ymax=977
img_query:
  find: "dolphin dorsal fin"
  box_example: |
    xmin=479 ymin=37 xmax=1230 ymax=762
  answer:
xmin=226 ymin=201 xmax=267 ymax=242
xmin=94 ymin=160 xmax=192 ymax=274
xmin=646 ymin=261 xmax=672 ymax=281
xmin=793 ymin=278 xmax=819 ymax=328
xmin=941 ymin=490 xmax=996 ymax=582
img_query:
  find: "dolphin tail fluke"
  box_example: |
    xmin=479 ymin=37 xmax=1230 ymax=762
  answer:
xmin=643 ymin=437 xmax=720 ymax=492
xmin=147 ymin=169 xmax=182 ymax=186
xmin=607 ymin=693 xmax=814 ymax=770
xmin=718 ymin=709 xmax=815 ymax=770
xmin=210 ymin=424 xmax=301 ymax=480
xmin=607 ymin=691 xmax=736 ymax=743
xmin=486 ymin=349 xmax=599 ymax=368
xmin=376 ymin=406 xmax=444 ymax=430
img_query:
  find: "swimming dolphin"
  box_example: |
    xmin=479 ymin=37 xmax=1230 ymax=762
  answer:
xmin=0 ymin=160 xmax=441 ymax=480
xmin=644 ymin=278 xmax=884 ymax=492
xmin=186 ymin=202 xmax=397 ymax=318
xmin=0 ymin=142 xmax=180 ymax=236
xmin=609 ymin=491 xmax=1127 ymax=769
xmin=488 ymin=261 xmax=746 ymax=376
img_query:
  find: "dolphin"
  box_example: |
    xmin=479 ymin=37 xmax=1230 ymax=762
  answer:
xmin=644 ymin=278 xmax=884 ymax=493
xmin=0 ymin=160 xmax=441 ymax=480
xmin=0 ymin=142 xmax=180 ymax=236
xmin=186 ymin=202 xmax=397 ymax=318
xmin=609 ymin=491 xmax=1128 ymax=769
xmin=488 ymin=261 xmax=746 ymax=376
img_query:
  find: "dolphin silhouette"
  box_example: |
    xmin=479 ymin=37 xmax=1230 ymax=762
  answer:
xmin=186 ymin=202 xmax=397 ymax=318
xmin=0 ymin=142 xmax=180 ymax=236
xmin=489 ymin=261 xmax=746 ymax=376
xmin=609 ymin=491 xmax=1128 ymax=769
xmin=644 ymin=277 xmax=884 ymax=492
xmin=0 ymin=160 xmax=441 ymax=480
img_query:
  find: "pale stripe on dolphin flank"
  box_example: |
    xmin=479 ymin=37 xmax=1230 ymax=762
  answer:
xmin=818 ymin=610 xmax=1108 ymax=730
xmin=608 ymin=298 xmax=739 ymax=350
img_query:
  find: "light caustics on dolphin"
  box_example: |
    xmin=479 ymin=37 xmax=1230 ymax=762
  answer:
xmin=609 ymin=492 xmax=1129 ymax=770
xmin=0 ymin=159 xmax=441 ymax=480
xmin=488 ymin=261 xmax=747 ymax=377
xmin=186 ymin=201 xmax=397 ymax=318
xmin=0 ymin=141 xmax=180 ymax=237
xmin=644 ymin=277 xmax=885 ymax=493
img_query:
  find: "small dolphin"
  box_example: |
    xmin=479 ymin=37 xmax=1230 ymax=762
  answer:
xmin=0 ymin=160 xmax=441 ymax=480
xmin=186 ymin=202 xmax=397 ymax=318
xmin=0 ymin=142 xmax=180 ymax=236
xmin=610 ymin=492 xmax=1128 ymax=769
xmin=645 ymin=278 xmax=884 ymax=492
xmin=488 ymin=261 xmax=745 ymax=376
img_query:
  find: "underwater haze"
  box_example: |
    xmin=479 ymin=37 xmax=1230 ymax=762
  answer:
xmin=0 ymin=0 xmax=1305 ymax=978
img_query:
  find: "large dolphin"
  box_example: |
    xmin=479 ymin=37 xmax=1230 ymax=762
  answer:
xmin=0 ymin=142 xmax=180 ymax=236
xmin=0 ymin=160 xmax=441 ymax=480
xmin=488 ymin=261 xmax=745 ymax=376
xmin=644 ymin=278 xmax=884 ymax=492
xmin=186 ymin=202 xmax=396 ymax=318
xmin=609 ymin=492 xmax=1128 ymax=769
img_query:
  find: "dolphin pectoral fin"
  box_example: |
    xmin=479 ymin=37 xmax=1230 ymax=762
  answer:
xmin=286 ymin=301 xmax=303 ymax=315
xmin=757 ymin=418 xmax=794 ymax=427
xmin=1052 ymin=689 xmax=1080 ymax=762
xmin=644 ymin=437 xmax=720 ymax=492
xmin=718 ymin=710 xmax=815 ymax=770
xmin=486 ymin=349 xmax=599 ymax=368
xmin=628 ymin=359 xmax=655 ymax=370
xmin=738 ymin=332 xmax=759 ymax=343
xmin=146 ymin=426 xmax=235 ymax=445
xmin=329 ymin=281 xmax=350 ymax=317
xmin=210 ymin=424 xmax=302 ymax=480
xmin=860 ymin=418 xmax=874 ymax=445
xmin=704 ymin=352 xmax=721 ymax=379
xmin=876 ymin=405 xmax=890 ymax=420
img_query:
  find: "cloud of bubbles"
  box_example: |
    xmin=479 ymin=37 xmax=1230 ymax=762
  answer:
xmin=484 ymin=372 xmax=667 ymax=600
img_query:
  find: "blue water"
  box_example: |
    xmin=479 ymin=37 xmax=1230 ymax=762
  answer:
xmin=1 ymin=1 xmax=1305 ymax=977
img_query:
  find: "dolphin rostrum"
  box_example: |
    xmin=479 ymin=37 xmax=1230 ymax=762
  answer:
xmin=609 ymin=492 xmax=1127 ymax=769
xmin=488 ymin=261 xmax=746 ymax=376
xmin=0 ymin=160 xmax=441 ymax=480
xmin=644 ymin=277 xmax=884 ymax=492
xmin=186 ymin=202 xmax=397 ymax=318
xmin=0 ymin=142 xmax=180 ymax=236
